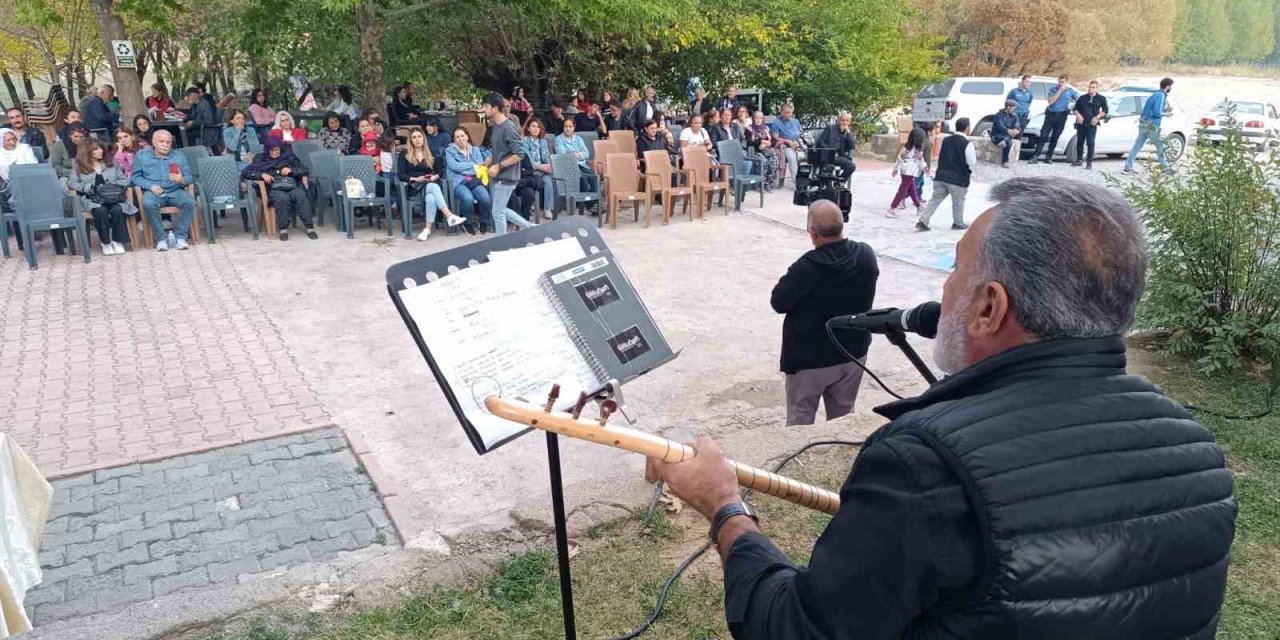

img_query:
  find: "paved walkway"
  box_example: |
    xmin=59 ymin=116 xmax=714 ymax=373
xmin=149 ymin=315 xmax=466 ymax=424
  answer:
xmin=26 ymin=427 xmax=394 ymax=625
xmin=0 ymin=244 xmax=333 ymax=478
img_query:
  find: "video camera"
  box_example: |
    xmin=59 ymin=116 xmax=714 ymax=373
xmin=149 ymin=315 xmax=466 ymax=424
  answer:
xmin=793 ymin=147 xmax=853 ymax=220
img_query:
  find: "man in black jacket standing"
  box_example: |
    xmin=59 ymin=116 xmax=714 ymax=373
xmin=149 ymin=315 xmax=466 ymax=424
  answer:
xmin=648 ymin=177 xmax=1236 ymax=639
xmin=770 ymin=200 xmax=878 ymax=426
xmin=1072 ymin=80 xmax=1108 ymax=169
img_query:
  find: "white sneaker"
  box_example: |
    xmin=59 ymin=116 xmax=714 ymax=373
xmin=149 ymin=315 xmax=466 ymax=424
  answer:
xmin=416 ymin=228 xmax=431 ymax=241
xmin=156 ymin=239 xmax=169 ymax=252
xmin=175 ymin=238 xmax=190 ymax=250
xmin=102 ymin=242 xmax=116 ymax=256
xmin=446 ymin=215 xmax=465 ymax=227
xmin=111 ymin=241 xmax=125 ymax=254
xmin=885 ymin=208 xmax=897 ymax=218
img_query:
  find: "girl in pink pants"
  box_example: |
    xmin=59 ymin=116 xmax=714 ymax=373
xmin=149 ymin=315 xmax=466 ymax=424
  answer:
xmin=888 ymin=127 xmax=927 ymax=218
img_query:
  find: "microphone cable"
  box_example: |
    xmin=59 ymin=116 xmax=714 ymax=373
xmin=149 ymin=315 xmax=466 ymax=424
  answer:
xmin=825 ymin=321 xmax=905 ymax=400
xmin=1181 ymin=367 xmax=1278 ymax=420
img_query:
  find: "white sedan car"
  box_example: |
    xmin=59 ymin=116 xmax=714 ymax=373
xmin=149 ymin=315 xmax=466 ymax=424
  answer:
xmin=1198 ymin=101 xmax=1280 ymax=151
xmin=1020 ymin=91 xmax=1193 ymax=163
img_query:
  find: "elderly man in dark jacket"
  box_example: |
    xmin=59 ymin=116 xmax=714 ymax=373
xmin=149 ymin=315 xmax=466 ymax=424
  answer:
xmin=770 ymin=200 xmax=878 ymax=426
xmin=815 ymin=111 xmax=855 ymax=177
xmin=648 ymin=177 xmax=1236 ymax=639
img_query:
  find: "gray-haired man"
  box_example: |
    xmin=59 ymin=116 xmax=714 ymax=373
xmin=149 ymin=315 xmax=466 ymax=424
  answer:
xmin=647 ymin=178 xmax=1235 ymax=638
xmin=917 ymin=117 xmax=974 ymax=232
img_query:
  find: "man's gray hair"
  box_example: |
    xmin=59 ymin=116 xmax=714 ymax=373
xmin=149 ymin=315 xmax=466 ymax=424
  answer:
xmin=984 ymin=177 xmax=1147 ymax=338
xmin=806 ymin=200 xmax=843 ymax=238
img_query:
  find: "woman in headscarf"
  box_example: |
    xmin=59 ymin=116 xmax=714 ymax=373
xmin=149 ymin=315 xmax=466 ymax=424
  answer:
xmin=68 ymin=138 xmax=133 ymax=255
xmin=317 ymin=112 xmax=352 ymax=152
xmin=746 ymin=111 xmax=779 ymax=191
xmin=1 ymin=128 xmax=38 ymax=207
xmin=50 ymin=122 xmax=88 ymax=179
xmin=240 ymin=139 xmax=316 ymax=241
xmin=268 ymin=111 xmax=307 ymax=144
xmin=221 ymin=109 xmax=260 ymax=170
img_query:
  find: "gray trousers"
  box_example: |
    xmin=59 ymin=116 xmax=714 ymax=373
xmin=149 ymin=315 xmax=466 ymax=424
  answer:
xmin=919 ymin=181 xmax=967 ymax=227
xmin=785 ymin=359 xmax=865 ymax=426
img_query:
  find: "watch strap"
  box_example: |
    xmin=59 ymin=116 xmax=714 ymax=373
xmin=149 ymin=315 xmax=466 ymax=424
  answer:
xmin=710 ymin=502 xmax=758 ymax=545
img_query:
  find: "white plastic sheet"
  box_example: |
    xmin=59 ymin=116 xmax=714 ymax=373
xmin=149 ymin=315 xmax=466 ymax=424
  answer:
xmin=0 ymin=435 xmax=52 ymax=637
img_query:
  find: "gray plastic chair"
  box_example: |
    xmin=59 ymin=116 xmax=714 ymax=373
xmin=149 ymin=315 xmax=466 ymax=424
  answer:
xmin=310 ymin=150 xmax=342 ymax=226
xmin=179 ymin=146 xmax=210 ymax=198
xmin=292 ymin=140 xmax=323 ymax=173
xmin=10 ymin=166 xmax=89 ymax=269
xmin=550 ymin=153 xmax=602 ymax=219
xmin=336 ymin=155 xmax=393 ymax=239
xmin=196 ymin=156 xmax=259 ymax=242
xmin=717 ymin=140 xmax=765 ymax=210
xmin=576 ymin=132 xmax=598 ymax=158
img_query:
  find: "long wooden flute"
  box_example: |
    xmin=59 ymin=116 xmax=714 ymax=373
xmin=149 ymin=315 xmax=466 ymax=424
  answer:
xmin=485 ymin=396 xmax=842 ymax=515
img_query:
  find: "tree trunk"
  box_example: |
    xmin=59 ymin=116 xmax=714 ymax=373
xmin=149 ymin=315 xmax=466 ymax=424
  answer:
xmin=65 ymin=67 xmax=76 ymax=103
xmin=355 ymin=1 xmax=386 ymax=113
xmin=88 ymin=0 xmax=145 ymax=117
xmin=1 ymin=68 xmax=20 ymax=107
xmin=22 ymin=70 xmax=35 ymax=99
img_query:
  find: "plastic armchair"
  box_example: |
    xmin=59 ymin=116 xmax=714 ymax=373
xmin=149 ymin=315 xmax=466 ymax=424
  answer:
xmin=196 ymin=156 xmax=259 ymax=242
xmin=602 ymin=152 xmax=651 ymax=229
xmin=179 ymin=145 xmax=210 ymax=199
xmin=10 ymin=166 xmax=89 ymax=269
xmin=642 ymin=150 xmax=694 ymax=224
xmin=292 ymin=140 xmax=322 ymax=173
xmin=550 ymin=154 xmax=602 ymax=220
xmin=335 ymin=155 xmax=394 ymax=239
xmin=309 ymin=150 xmax=342 ymax=226
xmin=132 ymin=184 xmax=202 ymax=246
xmin=716 ymin=140 xmax=765 ymax=211
xmin=253 ymin=175 xmax=311 ymax=239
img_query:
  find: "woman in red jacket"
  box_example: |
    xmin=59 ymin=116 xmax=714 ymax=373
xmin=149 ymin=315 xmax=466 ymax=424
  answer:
xmin=267 ymin=111 xmax=308 ymax=144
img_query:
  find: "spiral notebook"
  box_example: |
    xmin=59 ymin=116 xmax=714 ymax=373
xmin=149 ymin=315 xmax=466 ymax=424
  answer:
xmin=538 ymin=252 xmax=675 ymax=385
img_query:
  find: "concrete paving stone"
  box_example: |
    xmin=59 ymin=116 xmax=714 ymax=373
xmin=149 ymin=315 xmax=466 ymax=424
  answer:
xmin=49 ymin=497 xmax=96 ymax=519
xmin=282 ymin=478 xmax=330 ymax=499
xmin=96 ymin=542 xmax=150 ymax=573
xmin=233 ymin=465 xmax=277 ymax=483
xmin=124 ymin=556 xmax=179 ymax=586
xmin=94 ymin=515 xmax=144 ymax=540
xmin=68 ymin=505 xmax=121 ymax=529
xmin=218 ymin=503 xmax=269 ymax=526
xmin=351 ymin=526 xmax=381 ymax=547
xmin=295 ymin=501 xmax=346 ymax=525
xmin=152 ymin=567 xmax=210 ymax=597
xmin=94 ymin=487 xmax=144 ymax=511
xmin=238 ymin=486 xmax=291 ymax=508
xmin=65 ymin=568 xmax=123 ymax=601
xmin=287 ymin=440 xmax=333 ymax=458
xmin=65 ymin=537 xmax=120 ymax=564
xmin=121 ymin=522 xmax=173 ymax=548
xmin=40 ymin=559 xmax=93 ymax=584
xmin=23 ymin=582 xmax=65 ymax=607
xmin=145 ymin=505 xmax=195 ymax=527
xmin=96 ymin=580 xmax=154 ymax=608
xmin=247 ymin=447 xmax=292 ymax=466
xmin=301 ymin=427 xmax=343 ymax=442
xmin=52 ymin=474 xmax=95 ymax=489
xmin=32 ymin=596 xmax=100 ymax=624
xmin=207 ymin=557 xmax=263 ymax=585
xmin=44 ymin=524 xmax=93 ymax=547
xmin=306 ymin=533 xmax=361 ymax=559
xmin=325 ymin=514 xmax=373 ymax=538
xmin=258 ymin=545 xmax=312 ymax=571
xmin=264 ymin=495 xmax=317 ymax=518
xmin=118 ymin=472 xmax=166 ymax=492
xmin=149 ymin=536 xmax=202 ymax=559
xmin=172 ymin=512 xmax=224 ymax=538
xmin=39 ymin=547 xmax=66 ymax=569
xmin=94 ymin=463 xmax=142 ymax=482
xmin=43 ymin=517 xmax=68 ymax=536
xmin=207 ymin=453 xmax=250 ymax=475
xmin=201 ymin=523 xmax=249 ymax=546
xmin=165 ymin=486 xmax=216 ymax=509
xmin=365 ymin=508 xmax=392 ymax=530
xmin=163 ymin=462 xmax=211 ymax=483
xmin=247 ymin=513 xmax=299 ymax=538
xmin=69 ymin=478 xmax=119 ymax=502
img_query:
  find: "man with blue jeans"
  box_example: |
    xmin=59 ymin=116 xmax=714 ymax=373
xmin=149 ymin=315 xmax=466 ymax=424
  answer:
xmin=131 ymin=129 xmax=196 ymax=251
xmin=481 ymin=92 xmax=534 ymax=236
xmin=1124 ymin=77 xmax=1175 ymax=174
xmin=769 ymin=103 xmax=804 ymax=188
xmin=1030 ymin=74 xmax=1077 ymax=164
xmin=1006 ymin=75 xmax=1033 ymax=132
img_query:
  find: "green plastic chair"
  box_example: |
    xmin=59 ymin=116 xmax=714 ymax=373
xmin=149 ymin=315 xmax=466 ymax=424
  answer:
xmin=196 ymin=156 xmax=259 ymax=242
xmin=336 ymin=155 xmax=394 ymax=239
xmin=716 ymin=140 xmax=765 ymax=210
xmin=10 ymin=166 xmax=89 ymax=269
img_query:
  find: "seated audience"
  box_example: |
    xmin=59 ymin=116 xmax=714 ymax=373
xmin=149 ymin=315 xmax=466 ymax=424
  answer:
xmin=622 ymin=88 xmax=640 ymax=111
xmin=350 ymin=117 xmax=374 ymax=155
xmin=769 ymin=103 xmax=804 ymax=187
xmin=114 ymin=127 xmax=141 ymax=176
xmin=545 ymin=102 xmax=567 ymax=136
xmin=510 ymin=87 xmax=533 ymax=124
xmin=68 ymin=138 xmax=132 ymax=255
xmin=391 ymin=83 xmax=424 ymax=126
xmin=248 ymin=88 xmax=276 ymax=139
xmin=399 ymin=128 xmax=465 ymax=241
xmin=554 ymin=118 xmax=600 ymax=191
xmin=574 ymin=102 xmax=607 ymax=137
xmin=58 ymin=109 xmax=83 ymax=145
xmin=185 ymin=86 xmax=219 ymax=148
xmin=637 ymin=119 xmax=674 ymax=171
xmin=1 ymin=128 xmax=39 ymax=188
xmin=132 ymin=114 xmax=155 ymax=146
xmin=521 ymin=118 xmax=556 ymax=219
xmin=423 ymin=117 xmax=451 ymax=175
xmin=268 ymin=111 xmax=308 ymax=144
xmin=297 ymin=83 xmax=318 ymax=111
xmin=357 ymin=130 xmax=380 ymax=167
xmin=717 ymin=86 xmax=741 ymax=112
xmin=990 ymin=100 xmax=1022 ymax=168
xmin=600 ymin=90 xmax=617 ymax=112
xmin=679 ymin=113 xmax=715 ymax=156
xmin=217 ymin=92 xmax=236 ymax=109
xmin=146 ymin=84 xmax=176 ymax=116
xmin=747 ymin=111 xmax=779 ymax=190
xmin=629 ymin=86 xmax=658 ymax=133
xmin=815 ymin=110 xmax=856 ymax=176
xmin=706 ymin=108 xmax=744 ymax=156
xmin=317 ymin=112 xmax=352 ymax=152
xmin=363 ymin=109 xmax=388 ymax=136
xmin=604 ymin=103 xmax=626 ymax=133
xmin=735 ymin=105 xmax=751 ymax=131
xmin=241 ymin=139 xmax=315 ymax=240
xmin=131 ymin=129 xmax=196 ymax=251
xmin=222 ymin=109 xmax=261 ymax=170
xmin=82 ymin=85 xmax=121 ymax=139
xmin=5 ymin=107 xmax=48 ymax=159
xmin=325 ymin=84 xmax=361 ymax=120
xmin=377 ymin=134 xmax=395 ymax=176
xmin=51 ymin=123 xmax=88 ymax=179
xmin=444 ymin=126 xmax=492 ymax=233
xmin=689 ymin=86 xmax=714 ymax=119
xmin=573 ymin=90 xmax=592 ymax=114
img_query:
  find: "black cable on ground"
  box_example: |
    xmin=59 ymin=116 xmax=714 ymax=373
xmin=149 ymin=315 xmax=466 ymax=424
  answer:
xmin=603 ymin=439 xmax=864 ymax=640
xmin=1181 ymin=369 xmax=1279 ymax=420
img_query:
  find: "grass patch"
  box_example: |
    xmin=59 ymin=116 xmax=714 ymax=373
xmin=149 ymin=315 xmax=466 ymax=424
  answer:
xmin=196 ymin=347 xmax=1277 ymax=639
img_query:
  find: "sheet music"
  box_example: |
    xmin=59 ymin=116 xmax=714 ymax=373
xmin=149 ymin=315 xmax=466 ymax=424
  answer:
xmin=397 ymin=239 xmax=598 ymax=448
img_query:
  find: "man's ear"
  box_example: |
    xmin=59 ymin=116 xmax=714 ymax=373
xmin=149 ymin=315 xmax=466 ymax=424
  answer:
xmin=969 ymin=281 xmax=1012 ymax=338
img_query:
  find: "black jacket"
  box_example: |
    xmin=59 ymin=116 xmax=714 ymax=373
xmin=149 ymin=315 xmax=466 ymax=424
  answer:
xmin=724 ymin=336 xmax=1236 ymax=639
xmin=816 ymin=124 xmax=855 ymax=158
xmin=628 ymin=100 xmax=656 ymax=132
xmin=770 ymin=239 xmax=878 ymax=373
xmin=82 ymin=96 xmax=120 ymax=134
xmin=1074 ymin=93 xmax=1109 ymax=126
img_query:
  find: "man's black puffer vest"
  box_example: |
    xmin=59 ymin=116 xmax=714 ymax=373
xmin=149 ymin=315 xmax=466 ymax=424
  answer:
xmin=875 ymin=337 xmax=1236 ymax=639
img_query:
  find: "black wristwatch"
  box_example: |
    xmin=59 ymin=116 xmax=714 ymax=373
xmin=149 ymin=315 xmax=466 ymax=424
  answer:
xmin=710 ymin=501 xmax=758 ymax=545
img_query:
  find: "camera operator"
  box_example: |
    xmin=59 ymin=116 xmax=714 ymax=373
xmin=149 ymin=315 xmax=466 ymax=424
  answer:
xmin=815 ymin=111 xmax=856 ymax=177
xmin=646 ymin=177 xmax=1236 ymax=639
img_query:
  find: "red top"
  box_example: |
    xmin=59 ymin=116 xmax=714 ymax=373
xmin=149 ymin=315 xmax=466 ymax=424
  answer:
xmin=268 ymin=127 xmax=308 ymax=143
xmin=146 ymin=96 xmax=173 ymax=112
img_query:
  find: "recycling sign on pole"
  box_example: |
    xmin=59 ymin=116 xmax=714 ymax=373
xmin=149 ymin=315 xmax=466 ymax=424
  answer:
xmin=112 ymin=41 xmax=136 ymax=69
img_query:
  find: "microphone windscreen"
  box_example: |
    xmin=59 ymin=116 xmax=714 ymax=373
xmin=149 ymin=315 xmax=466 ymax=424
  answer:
xmin=912 ymin=301 xmax=941 ymax=339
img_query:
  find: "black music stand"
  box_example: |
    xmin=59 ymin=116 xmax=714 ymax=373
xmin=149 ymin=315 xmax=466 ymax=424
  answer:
xmin=385 ymin=217 xmax=630 ymax=640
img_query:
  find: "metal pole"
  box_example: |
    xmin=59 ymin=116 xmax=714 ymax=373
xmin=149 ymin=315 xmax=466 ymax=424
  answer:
xmin=545 ymin=432 xmax=578 ymax=640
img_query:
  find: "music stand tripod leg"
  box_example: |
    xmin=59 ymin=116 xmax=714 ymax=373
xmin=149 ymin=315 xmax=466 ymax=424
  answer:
xmin=545 ymin=431 xmax=578 ymax=640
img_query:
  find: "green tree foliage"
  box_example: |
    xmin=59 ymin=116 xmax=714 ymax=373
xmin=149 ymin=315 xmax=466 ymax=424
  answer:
xmin=1226 ymin=0 xmax=1275 ymax=62
xmin=1173 ymin=0 xmax=1231 ymax=63
xmin=1117 ymin=119 xmax=1280 ymax=373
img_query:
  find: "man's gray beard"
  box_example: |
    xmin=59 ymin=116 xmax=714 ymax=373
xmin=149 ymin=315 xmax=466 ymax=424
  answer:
xmin=932 ymin=298 xmax=970 ymax=376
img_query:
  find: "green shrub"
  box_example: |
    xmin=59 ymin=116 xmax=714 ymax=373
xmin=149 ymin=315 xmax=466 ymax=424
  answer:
xmin=1116 ymin=116 xmax=1280 ymax=373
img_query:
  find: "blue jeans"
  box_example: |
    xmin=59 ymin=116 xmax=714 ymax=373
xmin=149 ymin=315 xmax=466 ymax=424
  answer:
xmin=537 ymin=172 xmax=556 ymax=212
xmin=1125 ymin=122 xmax=1170 ymax=171
xmin=142 ymin=188 xmax=197 ymax=242
xmin=417 ymin=182 xmax=450 ymax=225
xmin=453 ymin=180 xmax=491 ymax=225
xmin=489 ymin=181 xmax=533 ymax=236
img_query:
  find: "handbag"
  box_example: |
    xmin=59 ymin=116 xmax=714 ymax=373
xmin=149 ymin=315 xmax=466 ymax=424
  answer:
xmin=270 ymin=175 xmax=298 ymax=191
xmin=92 ymin=183 xmax=127 ymax=206
xmin=344 ymin=176 xmax=366 ymax=198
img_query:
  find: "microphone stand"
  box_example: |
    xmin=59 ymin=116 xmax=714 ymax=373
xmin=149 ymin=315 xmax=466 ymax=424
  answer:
xmin=883 ymin=329 xmax=939 ymax=385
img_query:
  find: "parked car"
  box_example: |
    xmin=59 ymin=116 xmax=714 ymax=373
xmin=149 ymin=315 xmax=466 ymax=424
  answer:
xmin=1198 ymin=100 xmax=1280 ymax=151
xmin=1019 ymin=91 xmax=1193 ymax=163
xmin=911 ymin=76 xmax=1080 ymax=137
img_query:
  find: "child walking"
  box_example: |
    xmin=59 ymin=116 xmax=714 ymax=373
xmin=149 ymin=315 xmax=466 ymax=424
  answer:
xmin=888 ymin=127 xmax=927 ymax=218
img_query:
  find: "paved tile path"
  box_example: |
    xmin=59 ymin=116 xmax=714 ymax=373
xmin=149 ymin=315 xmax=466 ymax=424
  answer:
xmin=0 ymin=243 xmax=333 ymax=477
xmin=26 ymin=427 xmax=395 ymax=624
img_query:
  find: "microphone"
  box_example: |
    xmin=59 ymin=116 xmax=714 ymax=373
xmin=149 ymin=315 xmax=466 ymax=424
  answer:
xmin=827 ymin=302 xmax=941 ymax=339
